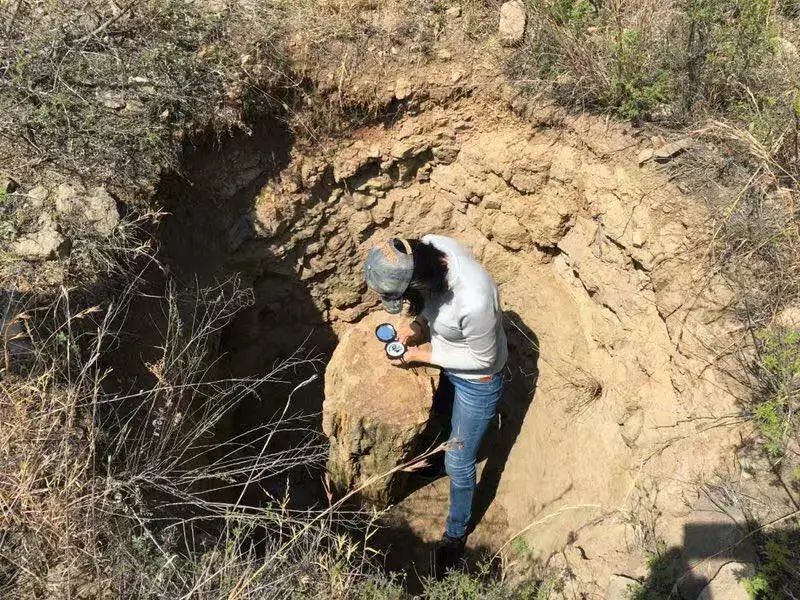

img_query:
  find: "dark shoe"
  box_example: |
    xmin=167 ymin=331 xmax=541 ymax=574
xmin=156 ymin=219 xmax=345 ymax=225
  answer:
xmin=434 ymin=533 xmax=466 ymax=579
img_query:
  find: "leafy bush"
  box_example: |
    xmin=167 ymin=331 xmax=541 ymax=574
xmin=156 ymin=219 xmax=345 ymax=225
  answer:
xmin=683 ymin=0 xmax=776 ymax=108
xmin=604 ymin=28 xmax=668 ymax=120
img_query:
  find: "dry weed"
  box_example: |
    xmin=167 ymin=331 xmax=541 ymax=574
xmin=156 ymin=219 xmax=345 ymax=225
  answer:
xmin=0 ymin=0 xmax=285 ymax=191
xmin=0 ymin=278 xmax=384 ymax=598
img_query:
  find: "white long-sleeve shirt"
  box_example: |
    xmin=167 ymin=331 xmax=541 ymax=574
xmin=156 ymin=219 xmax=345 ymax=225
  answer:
xmin=421 ymin=235 xmax=508 ymax=379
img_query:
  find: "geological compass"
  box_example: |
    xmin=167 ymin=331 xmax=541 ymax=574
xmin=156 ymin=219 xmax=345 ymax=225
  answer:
xmin=375 ymin=322 xmax=407 ymax=360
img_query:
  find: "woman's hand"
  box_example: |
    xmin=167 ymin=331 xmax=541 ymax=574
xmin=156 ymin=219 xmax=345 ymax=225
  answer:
xmin=388 ymin=346 xmax=432 ymax=368
xmin=397 ymin=320 xmax=427 ymax=346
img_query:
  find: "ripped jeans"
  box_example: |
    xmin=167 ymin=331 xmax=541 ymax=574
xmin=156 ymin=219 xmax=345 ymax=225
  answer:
xmin=442 ymin=371 xmax=503 ymax=539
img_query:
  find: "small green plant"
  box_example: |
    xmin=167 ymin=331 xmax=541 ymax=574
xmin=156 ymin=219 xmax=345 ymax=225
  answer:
xmin=745 ymin=573 xmax=770 ymax=598
xmin=549 ymin=0 xmax=594 ymax=30
xmin=421 ymin=561 xmax=556 ymax=600
xmin=511 ymin=535 xmax=535 ymax=560
xmin=628 ymin=544 xmax=681 ymax=600
xmin=753 ymin=327 xmax=800 ymax=457
xmin=605 ymin=29 xmax=668 ymax=120
xmin=744 ymin=529 xmax=800 ymax=599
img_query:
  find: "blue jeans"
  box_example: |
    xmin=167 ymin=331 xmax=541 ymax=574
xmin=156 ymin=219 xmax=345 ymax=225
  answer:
xmin=443 ymin=371 xmax=503 ymax=539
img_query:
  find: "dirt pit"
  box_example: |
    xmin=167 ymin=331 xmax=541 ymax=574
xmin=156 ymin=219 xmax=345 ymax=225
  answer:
xmin=157 ymin=96 xmax=750 ymax=594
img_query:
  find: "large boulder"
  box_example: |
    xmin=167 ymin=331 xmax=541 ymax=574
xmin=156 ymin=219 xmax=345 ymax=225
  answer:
xmin=323 ymin=311 xmax=439 ymax=505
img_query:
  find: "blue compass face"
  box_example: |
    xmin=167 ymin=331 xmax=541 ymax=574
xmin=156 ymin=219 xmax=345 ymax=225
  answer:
xmin=375 ymin=323 xmax=397 ymax=343
xmin=385 ymin=341 xmax=406 ymax=358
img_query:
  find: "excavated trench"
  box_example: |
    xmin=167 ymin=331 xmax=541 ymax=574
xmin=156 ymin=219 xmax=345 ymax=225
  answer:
xmin=154 ymin=97 xmax=748 ymax=593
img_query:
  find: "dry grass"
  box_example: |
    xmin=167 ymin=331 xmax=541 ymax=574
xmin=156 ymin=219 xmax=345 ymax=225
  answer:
xmin=684 ymin=119 xmax=800 ymax=324
xmin=0 ymin=0 xmax=285 ymax=193
xmin=0 ymin=277 xmax=547 ymax=598
xmin=510 ymin=0 xmax=795 ymax=123
xmin=0 ymin=278 xmax=393 ymax=599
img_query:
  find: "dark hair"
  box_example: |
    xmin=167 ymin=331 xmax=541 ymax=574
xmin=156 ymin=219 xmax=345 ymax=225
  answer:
xmin=398 ymin=238 xmax=449 ymax=316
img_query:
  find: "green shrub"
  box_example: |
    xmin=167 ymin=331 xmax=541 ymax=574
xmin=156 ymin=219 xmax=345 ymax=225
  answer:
xmin=549 ymin=0 xmax=594 ymax=30
xmin=604 ymin=29 xmax=668 ymax=120
xmin=744 ymin=529 xmax=800 ymax=599
xmin=753 ymin=327 xmax=800 ymax=457
xmin=627 ymin=545 xmax=681 ymax=600
xmin=684 ymin=0 xmax=777 ymax=109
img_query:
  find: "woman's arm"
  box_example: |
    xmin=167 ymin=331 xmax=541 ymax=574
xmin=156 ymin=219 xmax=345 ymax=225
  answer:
xmin=398 ymin=315 xmax=430 ymax=346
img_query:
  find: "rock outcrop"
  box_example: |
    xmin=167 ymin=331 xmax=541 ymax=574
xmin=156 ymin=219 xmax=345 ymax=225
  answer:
xmin=211 ymin=97 xmax=748 ymax=591
xmin=323 ymin=312 xmax=439 ymax=505
xmin=4 ymin=180 xmax=118 ymax=277
xmin=54 ymin=184 xmax=120 ymax=237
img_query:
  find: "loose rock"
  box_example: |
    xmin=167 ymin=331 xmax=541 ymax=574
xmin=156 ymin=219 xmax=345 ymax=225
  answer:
xmin=11 ymin=215 xmax=69 ymax=261
xmin=637 ymin=147 xmax=654 ymax=166
xmin=55 ymin=186 xmax=120 ymax=237
xmin=26 ymin=185 xmax=49 ymax=209
xmin=395 ymin=78 xmax=413 ymax=100
xmin=697 ymin=562 xmax=753 ymax=600
xmin=777 ymin=37 xmax=799 ymax=62
xmin=499 ymin=0 xmax=526 ymax=46
xmin=605 ymin=575 xmax=640 ymax=600
xmin=653 ymin=138 xmax=692 ymax=162
xmin=99 ymin=90 xmax=126 ymax=109
xmin=491 ymin=211 xmax=529 ymax=250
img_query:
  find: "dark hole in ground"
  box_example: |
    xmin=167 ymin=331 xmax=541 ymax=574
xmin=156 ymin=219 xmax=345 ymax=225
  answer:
xmin=105 ymin=106 xmax=545 ymax=588
xmin=121 ymin=115 xmax=337 ymax=514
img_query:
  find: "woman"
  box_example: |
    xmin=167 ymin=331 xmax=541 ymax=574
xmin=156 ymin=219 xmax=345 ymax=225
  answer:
xmin=364 ymin=235 xmax=508 ymax=574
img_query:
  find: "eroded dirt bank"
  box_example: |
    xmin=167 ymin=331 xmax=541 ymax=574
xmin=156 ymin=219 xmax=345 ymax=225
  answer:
xmin=155 ymin=89 xmax=753 ymax=594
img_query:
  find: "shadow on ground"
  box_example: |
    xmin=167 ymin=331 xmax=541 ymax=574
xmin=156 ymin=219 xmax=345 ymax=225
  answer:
xmin=631 ymin=520 xmax=800 ymax=599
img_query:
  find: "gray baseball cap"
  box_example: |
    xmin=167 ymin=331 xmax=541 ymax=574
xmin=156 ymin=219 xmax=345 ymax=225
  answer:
xmin=364 ymin=238 xmax=414 ymax=314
